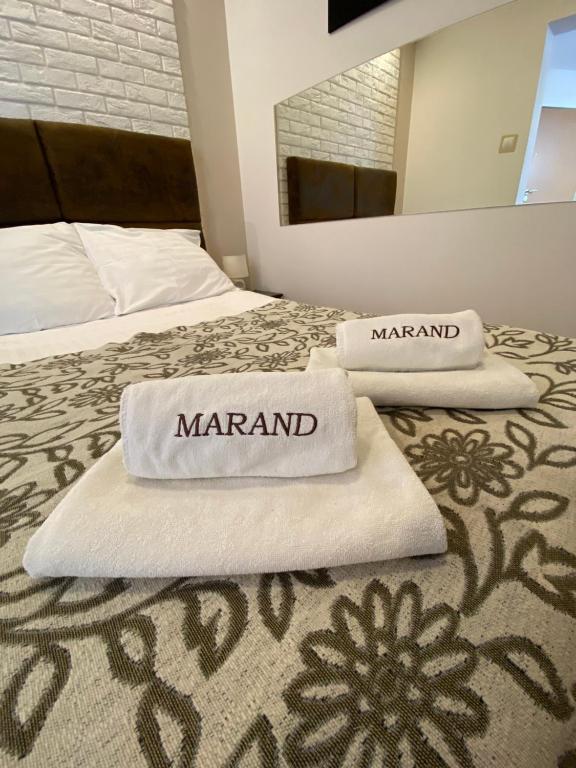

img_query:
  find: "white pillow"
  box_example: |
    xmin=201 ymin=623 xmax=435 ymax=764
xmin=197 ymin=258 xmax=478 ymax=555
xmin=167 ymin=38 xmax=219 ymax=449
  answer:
xmin=74 ymin=223 xmax=234 ymax=316
xmin=0 ymin=222 xmax=115 ymax=335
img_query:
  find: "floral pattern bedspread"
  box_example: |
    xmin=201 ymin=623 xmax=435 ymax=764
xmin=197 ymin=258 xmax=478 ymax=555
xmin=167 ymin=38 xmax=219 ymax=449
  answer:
xmin=0 ymin=300 xmax=575 ymax=768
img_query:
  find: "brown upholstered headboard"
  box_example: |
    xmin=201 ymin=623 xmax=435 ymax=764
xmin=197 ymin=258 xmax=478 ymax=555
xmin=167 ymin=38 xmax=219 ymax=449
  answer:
xmin=0 ymin=118 xmax=201 ymax=232
xmin=286 ymin=156 xmax=397 ymax=225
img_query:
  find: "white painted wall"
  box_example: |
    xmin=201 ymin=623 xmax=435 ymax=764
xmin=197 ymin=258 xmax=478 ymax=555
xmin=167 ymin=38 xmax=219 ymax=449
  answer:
xmin=544 ymin=68 xmax=576 ymax=108
xmin=393 ymin=44 xmax=416 ymax=214
xmin=224 ymin=0 xmax=576 ymax=336
xmin=542 ymin=22 xmax=576 ymax=108
xmin=402 ymin=0 xmax=576 ymax=214
xmin=0 ymin=0 xmax=189 ymax=138
xmin=172 ymin=0 xmax=246 ymax=264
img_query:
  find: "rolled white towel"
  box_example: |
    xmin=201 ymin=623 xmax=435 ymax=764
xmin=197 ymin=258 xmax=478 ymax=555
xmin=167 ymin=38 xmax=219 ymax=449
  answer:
xmin=336 ymin=310 xmax=485 ymax=371
xmin=120 ymin=369 xmax=357 ymax=479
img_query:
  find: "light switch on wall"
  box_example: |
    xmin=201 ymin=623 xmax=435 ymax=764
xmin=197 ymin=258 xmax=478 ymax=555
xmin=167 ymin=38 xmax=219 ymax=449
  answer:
xmin=499 ymin=134 xmax=519 ymax=154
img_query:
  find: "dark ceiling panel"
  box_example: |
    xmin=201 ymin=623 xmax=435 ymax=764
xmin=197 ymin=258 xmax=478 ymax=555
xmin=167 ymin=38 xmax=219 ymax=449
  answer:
xmin=328 ymin=0 xmax=391 ymax=33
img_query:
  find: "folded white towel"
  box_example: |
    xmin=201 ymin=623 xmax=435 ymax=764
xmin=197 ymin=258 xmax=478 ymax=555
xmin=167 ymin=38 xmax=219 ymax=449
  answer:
xmin=23 ymin=398 xmax=447 ymax=579
xmin=120 ymin=369 xmax=357 ymax=479
xmin=336 ymin=310 xmax=485 ymax=371
xmin=307 ymin=347 xmax=539 ymax=409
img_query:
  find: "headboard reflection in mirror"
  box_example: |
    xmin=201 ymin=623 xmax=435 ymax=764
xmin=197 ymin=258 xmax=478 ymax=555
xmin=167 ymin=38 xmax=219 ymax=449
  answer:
xmin=274 ymin=0 xmax=576 ymax=225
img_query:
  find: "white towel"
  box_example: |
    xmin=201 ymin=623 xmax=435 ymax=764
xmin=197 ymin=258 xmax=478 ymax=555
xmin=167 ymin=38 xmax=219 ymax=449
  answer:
xmin=307 ymin=347 xmax=539 ymax=409
xmin=336 ymin=310 xmax=485 ymax=371
xmin=23 ymin=398 xmax=447 ymax=579
xmin=120 ymin=369 xmax=357 ymax=479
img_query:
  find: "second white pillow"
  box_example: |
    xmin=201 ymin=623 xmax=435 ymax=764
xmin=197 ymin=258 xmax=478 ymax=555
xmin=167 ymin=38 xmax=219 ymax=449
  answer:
xmin=74 ymin=223 xmax=234 ymax=316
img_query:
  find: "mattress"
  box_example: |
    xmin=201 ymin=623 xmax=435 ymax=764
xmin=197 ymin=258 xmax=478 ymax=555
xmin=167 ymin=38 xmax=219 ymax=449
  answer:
xmin=0 ymin=298 xmax=574 ymax=767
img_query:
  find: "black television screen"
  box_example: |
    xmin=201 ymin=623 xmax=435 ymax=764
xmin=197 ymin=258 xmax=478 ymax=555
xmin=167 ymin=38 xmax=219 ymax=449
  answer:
xmin=328 ymin=0 xmax=391 ymax=33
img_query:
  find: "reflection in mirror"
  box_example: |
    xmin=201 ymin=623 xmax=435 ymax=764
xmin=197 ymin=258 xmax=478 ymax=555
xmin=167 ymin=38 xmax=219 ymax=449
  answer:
xmin=274 ymin=0 xmax=576 ymax=225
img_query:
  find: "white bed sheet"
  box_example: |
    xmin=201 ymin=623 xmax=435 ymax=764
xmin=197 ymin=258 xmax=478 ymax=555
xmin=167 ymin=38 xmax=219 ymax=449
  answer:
xmin=0 ymin=289 xmax=276 ymax=364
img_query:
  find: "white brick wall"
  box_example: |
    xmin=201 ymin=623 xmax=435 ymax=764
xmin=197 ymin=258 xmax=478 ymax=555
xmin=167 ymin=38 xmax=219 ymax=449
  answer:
xmin=0 ymin=0 xmax=189 ymax=139
xmin=275 ymin=50 xmax=400 ymax=224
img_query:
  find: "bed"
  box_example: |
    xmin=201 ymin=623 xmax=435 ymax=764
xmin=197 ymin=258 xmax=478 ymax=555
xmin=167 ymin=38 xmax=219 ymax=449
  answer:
xmin=1 ymin=118 xmax=575 ymax=768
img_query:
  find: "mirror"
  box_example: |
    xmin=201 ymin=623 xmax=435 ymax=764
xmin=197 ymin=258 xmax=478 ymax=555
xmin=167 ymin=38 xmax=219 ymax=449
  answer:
xmin=274 ymin=0 xmax=576 ymax=225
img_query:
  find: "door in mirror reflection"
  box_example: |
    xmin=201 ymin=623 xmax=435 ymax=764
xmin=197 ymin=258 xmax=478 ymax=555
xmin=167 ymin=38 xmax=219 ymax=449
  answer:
xmin=274 ymin=0 xmax=576 ymax=224
xmin=522 ymin=107 xmax=576 ymax=204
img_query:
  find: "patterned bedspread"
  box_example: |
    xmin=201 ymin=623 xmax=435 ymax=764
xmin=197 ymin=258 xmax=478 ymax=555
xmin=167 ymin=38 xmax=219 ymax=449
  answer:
xmin=0 ymin=300 xmax=575 ymax=768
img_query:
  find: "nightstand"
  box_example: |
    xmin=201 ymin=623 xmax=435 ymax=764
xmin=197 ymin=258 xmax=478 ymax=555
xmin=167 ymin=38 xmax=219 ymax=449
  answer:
xmin=253 ymin=290 xmax=284 ymax=299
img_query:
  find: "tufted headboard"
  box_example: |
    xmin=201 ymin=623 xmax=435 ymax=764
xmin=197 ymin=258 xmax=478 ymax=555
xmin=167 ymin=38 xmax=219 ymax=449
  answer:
xmin=0 ymin=118 xmax=201 ymax=232
xmin=286 ymin=155 xmax=397 ymax=225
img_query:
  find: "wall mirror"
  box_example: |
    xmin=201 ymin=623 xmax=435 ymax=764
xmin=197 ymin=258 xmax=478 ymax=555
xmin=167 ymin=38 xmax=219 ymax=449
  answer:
xmin=274 ymin=0 xmax=576 ymax=225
